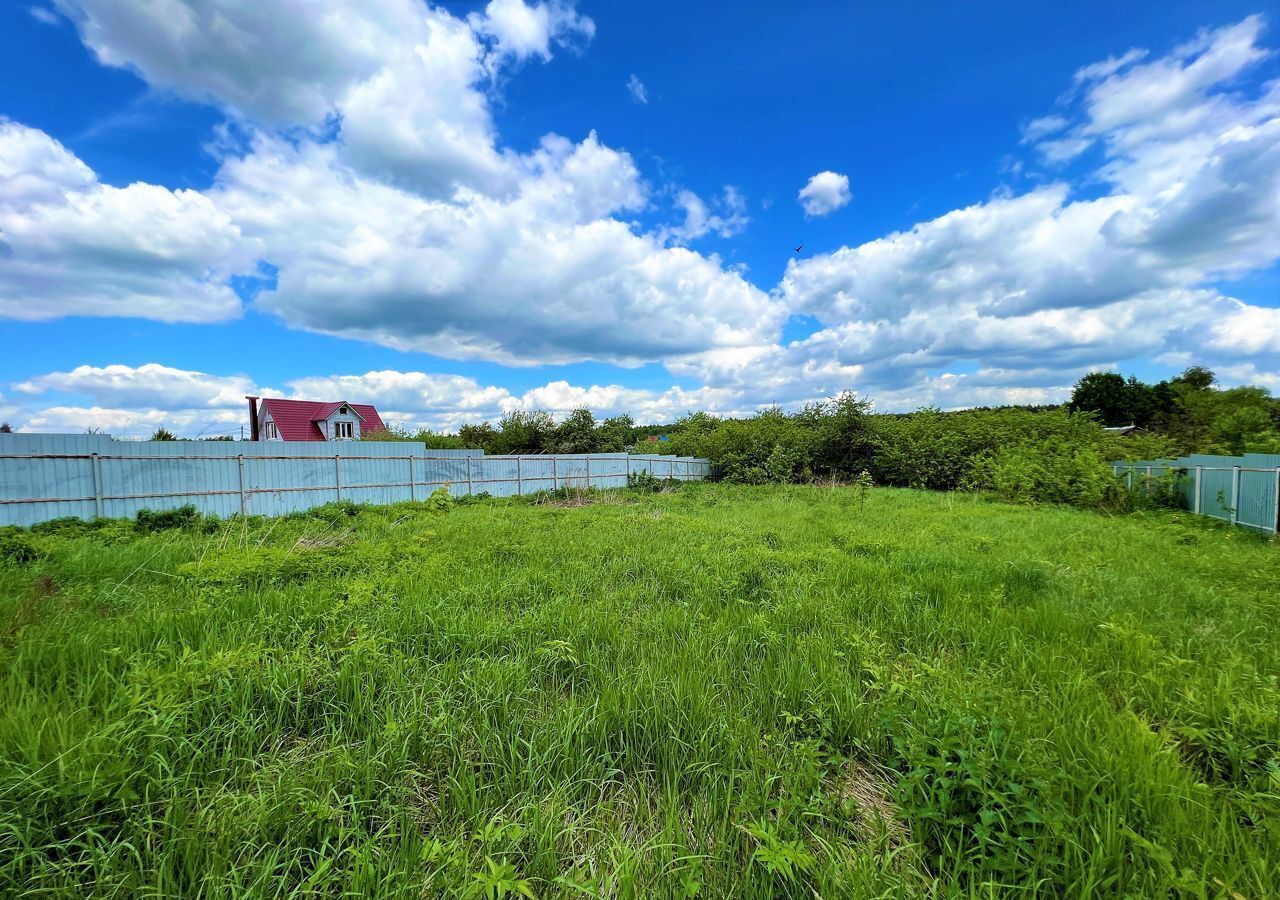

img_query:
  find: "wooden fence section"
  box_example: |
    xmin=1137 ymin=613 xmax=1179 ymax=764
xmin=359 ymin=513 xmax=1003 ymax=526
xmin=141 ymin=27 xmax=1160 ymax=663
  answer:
xmin=0 ymin=434 xmax=710 ymax=528
xmin=1111 ymin=452 xmax=1280 ymax=533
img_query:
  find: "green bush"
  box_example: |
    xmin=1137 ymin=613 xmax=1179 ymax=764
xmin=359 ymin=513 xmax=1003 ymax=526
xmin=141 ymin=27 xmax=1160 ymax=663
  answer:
xmin=303 ymin=500 xmax=363 ymax=523
xmin=424 ymin=485 xmax=453 ymax=511
xmin=362 ymin=425 xmax=467 ymax=449
xmin=626 ymin=469 xmax=672 ymax=493
xmin=29 ymin=516 xmax=107 ymax=537
xmin=662 ymin=406 xmax=816 ymax=484
xmin=966 ymin=439 xmax=1128 ymax=509
xmin=0 ymin=530 xmax=42 ymax=565
xmin=886 ymin=700 xmax=1068 ymax=888
xmin=658 ymin=401 xmax=1172 ymax=503
xmin=135 ymin=504 xmax=206 ymax=533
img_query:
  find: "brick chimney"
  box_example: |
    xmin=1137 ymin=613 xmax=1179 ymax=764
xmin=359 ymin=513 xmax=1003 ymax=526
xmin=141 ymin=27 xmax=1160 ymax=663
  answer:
xmin=245 ymin=396 xmax=259 ymax=441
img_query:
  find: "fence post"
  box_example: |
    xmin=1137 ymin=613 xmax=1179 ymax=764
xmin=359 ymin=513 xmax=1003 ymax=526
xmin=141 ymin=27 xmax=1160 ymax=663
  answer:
xmin=237 ymin=454 xmax=247 ymax=517
xmin=1274 ymin=466 xmax=1280 ymax=534
xmin=585 ymin=456 xmax=591 ymax=489
xmin=1230 ymin=465 xmax=1240 ymax=526
xmin=552 ymin=456 xmax=558 ymax=491
xmin=1194 ymin=466 xmax=1202 ymax=515
xmin=625 ymin=454 xmax=631 ymax=485
xmin=1126 ymin=468 xmax=1133 ymax=492
xmin=335 ymin=454 xmax=342 ymax=503
xmin=1144 ymin=464 xmax=1152 ymax=497
xmin=408 ymin=455 xmax=416 ymax=502
xmin=516 ymin=456 xmax=522 ymax=496
xmin=91 ymin=452 xmax=103 ymax=519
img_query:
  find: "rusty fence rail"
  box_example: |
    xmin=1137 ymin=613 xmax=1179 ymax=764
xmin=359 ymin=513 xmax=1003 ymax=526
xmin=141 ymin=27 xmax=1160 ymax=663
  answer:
xmin=0 ymin=434 xmax=709 ymax=528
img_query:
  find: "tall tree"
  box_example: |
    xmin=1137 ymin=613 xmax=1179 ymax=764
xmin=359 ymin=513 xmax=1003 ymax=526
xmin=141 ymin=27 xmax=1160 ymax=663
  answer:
xmin=551 ymin=408 xmax=600 ymax=454
xmin=1069 ymin=373 xmax=1132 ymax=426
xmin=458 ymin=422 xmax=497 ymax=452
xmin=1172 ymin=366 xmax=1216 ymax=391
xmin=493 ymin=410 xmax=554 ymax=454
xmin=597 ymin=413 xmax=636 ymax=453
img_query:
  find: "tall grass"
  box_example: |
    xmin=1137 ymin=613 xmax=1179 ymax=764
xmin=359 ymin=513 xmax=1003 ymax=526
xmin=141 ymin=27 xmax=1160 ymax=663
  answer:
xmin=1 ymin=485 xmax=1277 ymax=897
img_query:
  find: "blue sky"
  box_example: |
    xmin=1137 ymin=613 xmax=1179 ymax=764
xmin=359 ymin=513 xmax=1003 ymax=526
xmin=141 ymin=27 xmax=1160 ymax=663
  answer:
xmin=1 ymin=1 xmax=1277 ymax=437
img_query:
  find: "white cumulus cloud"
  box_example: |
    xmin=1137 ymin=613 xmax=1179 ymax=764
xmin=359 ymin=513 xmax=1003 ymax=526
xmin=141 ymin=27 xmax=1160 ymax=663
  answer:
xmin=766 ymin=16 xmax=1280 ymax=406
xmin=661 ymin=186 xmax=750 ymax=244
xmin=798 ymin=170 xmax=851 ymax=217
xmin=0 ymin=119 xmax=246 ymax=322
xmin=8 ymin=363 xmax=759 ymax=436
xmin=9 ymin=1 xmax=784 ymax=366
xmin=4 ymin=8 xmax=1278 ymax=426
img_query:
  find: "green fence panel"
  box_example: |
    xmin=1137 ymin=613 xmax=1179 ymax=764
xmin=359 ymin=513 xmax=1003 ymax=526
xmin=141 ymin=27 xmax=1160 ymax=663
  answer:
xmin=1240 ymin=453 xmax=1280 ymax=532
xmin=1111 ymin=453 xmax=1280 ymax=533
xmin=1183 ymin=455 xmax=1241 ymax=522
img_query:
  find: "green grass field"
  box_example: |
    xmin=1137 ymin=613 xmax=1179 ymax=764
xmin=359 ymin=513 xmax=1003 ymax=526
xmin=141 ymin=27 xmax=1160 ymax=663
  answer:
xmin=2 ymin=484 xmax=1278 ymax=898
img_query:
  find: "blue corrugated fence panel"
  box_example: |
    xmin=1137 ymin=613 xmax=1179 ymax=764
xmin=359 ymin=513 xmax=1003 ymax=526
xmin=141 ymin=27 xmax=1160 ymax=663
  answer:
xmin=1184 ymin=455 xmax=1242 ymax=522
xmin=0 ymin=436 xmax=708 ymax=526
xmin=1240 ymin=453 xmax=1280 ymax=532
xmin=1110 ymin=452 xmax=1280 ymax=533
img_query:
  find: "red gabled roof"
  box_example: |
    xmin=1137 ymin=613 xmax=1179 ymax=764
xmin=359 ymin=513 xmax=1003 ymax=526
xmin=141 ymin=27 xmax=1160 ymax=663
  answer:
xmin=309 ymin=401 xmax=350 ymax=422
xmin=348 ymin=404 xmax=385 ymax=431
xmin=259 ymin=398 xmax=386 ymax=441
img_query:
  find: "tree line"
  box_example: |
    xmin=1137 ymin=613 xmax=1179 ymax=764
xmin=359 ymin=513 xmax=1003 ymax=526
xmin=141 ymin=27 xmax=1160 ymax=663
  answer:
xmin=1067 ymin=366 xmax=1280 ymax=454
xmin=365 ymin=409 xmax=650 ymax=454
xmin=385 ymin=365 xmax=1277 ymax=510
xmin=120 ymin=364 xmax=1276 ymax=510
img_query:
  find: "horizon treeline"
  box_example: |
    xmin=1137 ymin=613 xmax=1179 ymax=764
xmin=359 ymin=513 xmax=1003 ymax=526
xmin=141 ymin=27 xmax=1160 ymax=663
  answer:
xmin=362 ymin=365 xmax=1277 ymax=509
xmin=121 ymin=366 xmax=1278 ymax=508
xmin=372 ymin=365 xmax=1278 ymax=457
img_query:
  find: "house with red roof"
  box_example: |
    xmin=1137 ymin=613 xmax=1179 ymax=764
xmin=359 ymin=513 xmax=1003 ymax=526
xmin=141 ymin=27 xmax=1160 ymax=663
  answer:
xmin=246 ymin=396 xmax=387 ymax=442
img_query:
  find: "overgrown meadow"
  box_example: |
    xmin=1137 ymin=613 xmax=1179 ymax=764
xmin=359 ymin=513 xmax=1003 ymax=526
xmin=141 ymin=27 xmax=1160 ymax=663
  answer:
xmin=1 ymin=484 xmax=1278 ymax=897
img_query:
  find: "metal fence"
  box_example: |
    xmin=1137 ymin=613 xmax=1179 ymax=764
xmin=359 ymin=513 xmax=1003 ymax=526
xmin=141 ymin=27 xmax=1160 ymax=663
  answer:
xmin=0 ymin=433 xmax=711 ymax=528
xmin=1111 ymin=453 xmax=1280 ymax=533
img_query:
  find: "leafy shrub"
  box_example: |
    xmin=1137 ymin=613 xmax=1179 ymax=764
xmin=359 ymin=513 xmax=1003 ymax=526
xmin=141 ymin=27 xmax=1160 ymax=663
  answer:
xmin=30 ymin=516 xmax=106 ymax=537
xmin=0 ymin=531 xmax=42 ymax=565
xmin=656 ymin=400 xmax=1173 ymax=494
xmin=305 ymin=500 xmax=363 ymax=523
xmin=362 ymin=425 xmax=468 ymax=448
xmin=764 ymin=442 xmax=808 ymax=483
xmin=135 ymin=504 xmax=206 ymax=533
xmin=627 ymin=469 xmax=671 ymax=492
xmin=1125 ymin=468 xmax=1187 ymax=510
xmin=966 ymin=439 xmax=1129 ymax=509
xmin=851 ymin=470 xmax=874 ymax=509
xmin=886 ymin=702 xmax=1068 ymax=888
xmin=424 ymin=485 xmax=453 ymax=511
xmin=664 ymin=406 xmax=816 ymax=484
xmin=742 ymin=819 xmax=815 ymax=885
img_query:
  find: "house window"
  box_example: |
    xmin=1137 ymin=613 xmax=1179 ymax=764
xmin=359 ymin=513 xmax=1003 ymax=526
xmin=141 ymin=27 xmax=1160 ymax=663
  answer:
xmin=264 ymin=421 xmax=279 ymax=440
xmin=334 ymin=421 xmax=354 ymax=440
